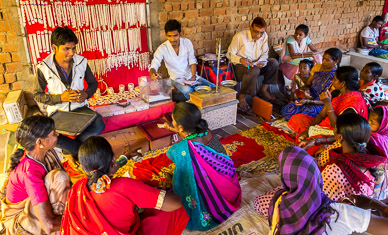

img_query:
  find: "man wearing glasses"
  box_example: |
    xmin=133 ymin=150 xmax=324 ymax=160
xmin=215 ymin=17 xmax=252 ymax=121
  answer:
xmin=227 ymin=17 xmax=278 ymax=110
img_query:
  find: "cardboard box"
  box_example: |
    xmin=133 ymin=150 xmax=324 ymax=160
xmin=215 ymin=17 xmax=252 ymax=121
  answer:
xmin=101 ymin=126 xmax=150 ymax=158
xmin=3 ymin=90 xmax=27 ymax=124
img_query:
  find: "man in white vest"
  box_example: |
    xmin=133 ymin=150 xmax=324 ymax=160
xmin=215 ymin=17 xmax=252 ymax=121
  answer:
xmin=33 ymin=26 xmax=105 ymax=157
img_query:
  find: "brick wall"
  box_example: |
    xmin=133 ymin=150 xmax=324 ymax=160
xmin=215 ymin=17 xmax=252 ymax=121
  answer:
xmin=155 ymin=0 xmax=385 ymax=55
xmin=0 ymin=0 xmax=33 ymax=103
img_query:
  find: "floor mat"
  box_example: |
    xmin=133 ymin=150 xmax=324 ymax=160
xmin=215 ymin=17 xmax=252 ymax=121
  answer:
xmin=183 ymin=174 xmax=281 ymax=235
xmin=63 ymin=123 xmax=296 ymax=187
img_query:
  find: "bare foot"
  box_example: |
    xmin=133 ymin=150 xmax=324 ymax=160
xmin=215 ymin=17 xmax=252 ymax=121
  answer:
xmin=261 ymin=88 xmax=275 ymax=100
xmin=238 ymin=94 xmax=250 ymax=109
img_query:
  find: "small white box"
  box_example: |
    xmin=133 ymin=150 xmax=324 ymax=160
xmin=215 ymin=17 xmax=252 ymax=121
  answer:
xmin=200 ymin=100 xmax=238 ymax=130
xmin=3 ymin=90 xmax=27 ymax=124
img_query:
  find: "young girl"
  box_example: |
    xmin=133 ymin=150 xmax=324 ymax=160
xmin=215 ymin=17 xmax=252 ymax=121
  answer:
xmin=369 ymin=106 xmax=388 ymax=157
xmin=280 ymin=24 xmax=322 ymax=82
xmin=360 ymin=62 xmax=387 ymax=108
xmin=289 ymin=59 xmax=314 ymax=101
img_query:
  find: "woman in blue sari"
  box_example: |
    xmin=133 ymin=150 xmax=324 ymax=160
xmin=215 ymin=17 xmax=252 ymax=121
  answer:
xmin=165 ymin=102 xmax=241 ymax=231
xmin=281 ymin=48 xmax=342 ymax=120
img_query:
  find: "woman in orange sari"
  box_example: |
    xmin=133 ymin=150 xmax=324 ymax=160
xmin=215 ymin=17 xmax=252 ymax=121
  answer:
xmin=288 ymin=66 xmax=368 ymax=140
xmin=61 ymin=136 xmax=188 ymax=235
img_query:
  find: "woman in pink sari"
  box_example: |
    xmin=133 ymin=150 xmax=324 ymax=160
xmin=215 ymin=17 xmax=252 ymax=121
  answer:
xmin=165 ymin=102 xmax=241 ymax=231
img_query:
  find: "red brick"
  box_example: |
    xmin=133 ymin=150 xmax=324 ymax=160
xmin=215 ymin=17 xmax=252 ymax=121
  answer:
xmin=11 ymin=53 xmax=21 ymax=62
xmin=0 ymin=74 xmax=4 ymax=84
xmin=4 ymin=73 xmax=16 ymax=84
xmin=215 ymin=24 xmax=227 ymax=31
xmin=180 ymin=3 xmax=188 ymax=10
xmin=238 ymin=8 xmax=249 ymax=14
xmin=0 ymin=53 xmax=11 ymax=63
xmin=200 ymin=9 xmax=212 ymax=17
xmin=201 ymin=25 xmax=214 ymax=32
xmin=290 ymin=4 xmax=298 ymax=10
xmin=214 ymin=8 xmax=225 ymax=16
xmin=164 ymin=3 xmax=172 ymax=11
xmin=12 ymin=81 xmax=26 ymax=91
xmin=5 ymin=63 xmax=19 ymax=73
xmin=0 ymin=84 xmax=10 ymax=94
xmin=281 ymin=5 xmax=289 ymax=11
xmin=0 ymin=64 xmax=4 ymax=74
xmin=172 ymin=3 xmax=180 ymax=11
xmin=196 ymin=2 xmax=202 ymax=9
xmin=188 ymin=2 xmax=195 ymax=10
xmin=2 ymin=43 xmax=18 ymax=53
xmin=185 ymin=11 xmax=198 ymax=19
xmin=169 ymin=12 xmax=183 ymax=20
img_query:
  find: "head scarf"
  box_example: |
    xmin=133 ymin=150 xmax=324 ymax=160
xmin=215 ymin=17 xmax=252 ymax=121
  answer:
xmin=328 ymin=148 xmax=386 ymax=193
xmin=268 ymin=146 xmax=335 ymax=235
xmin=370 ymin=106 xmax=388 ymax=157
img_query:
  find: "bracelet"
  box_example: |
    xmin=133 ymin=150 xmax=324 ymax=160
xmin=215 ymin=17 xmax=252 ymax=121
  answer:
xmin=314 ymin=138 xmax=321 ymax=146
xmin=327 ymin=109 xmax=335 ymax=113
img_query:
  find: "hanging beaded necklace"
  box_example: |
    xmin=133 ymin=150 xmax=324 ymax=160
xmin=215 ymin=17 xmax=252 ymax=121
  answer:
xmin=184 ymin=130 xmax=208 ymax=140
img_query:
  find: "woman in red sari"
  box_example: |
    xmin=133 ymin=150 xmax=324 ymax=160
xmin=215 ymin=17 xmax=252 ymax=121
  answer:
xmin=288 ymin=66 xmax=368 ymax=140
xmin=61 ymin=136 xmax=189 ymax=235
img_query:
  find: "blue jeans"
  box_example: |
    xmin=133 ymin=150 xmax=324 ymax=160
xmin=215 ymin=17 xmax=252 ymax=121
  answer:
xmin=172 ymin=78 xmax=215 ymax=99
xmin=369 ymin=48 xmax=388 ymax=57
xmin=56 ymin=106 xmax=105 ymax=157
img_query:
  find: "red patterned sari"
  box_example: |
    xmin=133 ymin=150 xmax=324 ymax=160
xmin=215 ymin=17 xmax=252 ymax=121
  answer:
xmin=288 ymin=91 xmax=368 ymax=133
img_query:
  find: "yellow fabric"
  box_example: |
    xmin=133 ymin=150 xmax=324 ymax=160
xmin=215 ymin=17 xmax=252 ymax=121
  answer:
xmin=269 ymin=192 xmax=287 ymax=235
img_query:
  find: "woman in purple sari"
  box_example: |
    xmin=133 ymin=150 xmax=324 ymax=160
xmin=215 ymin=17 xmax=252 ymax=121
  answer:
xmin=281 ymin=48 xmax=342 ymax=120
xmin=165 ymin=102 xmax=241 ymax=231
xmin=259 ymin=146 xmax=388 ymax=235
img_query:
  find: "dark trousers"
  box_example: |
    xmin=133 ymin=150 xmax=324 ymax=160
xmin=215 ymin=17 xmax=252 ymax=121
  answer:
xmin=233 ymin=58 xmax=278 ymax=96
xmin=56 ymin=106 xmax=105 ymax=156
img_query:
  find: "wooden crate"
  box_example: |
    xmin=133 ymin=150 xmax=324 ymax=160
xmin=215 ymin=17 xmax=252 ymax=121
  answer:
xmin=189 ymin=86 xmax=237 ymax=109
xmin=101 ymin=126 xmax=149 ymax=157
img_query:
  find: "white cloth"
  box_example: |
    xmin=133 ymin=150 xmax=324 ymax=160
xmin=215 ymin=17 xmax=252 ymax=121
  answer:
xmin=360 ymin=26 xmax=379 ymax=47
xmin=227 ymin=29 xmax=269 ymax=65
xmin=37 ymin=53 xmax=89 ymax=115
xmin=149 ymin=37 xmax=197 ymax=81
xmin=326 ymin=203 xmax=371 ymax=235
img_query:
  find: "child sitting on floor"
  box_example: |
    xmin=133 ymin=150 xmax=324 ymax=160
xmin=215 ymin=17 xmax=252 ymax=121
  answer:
xmin=360 ymin=62 xmax=387 ymax=108
xmin=289 ymin=59 xmax=314 ymax=102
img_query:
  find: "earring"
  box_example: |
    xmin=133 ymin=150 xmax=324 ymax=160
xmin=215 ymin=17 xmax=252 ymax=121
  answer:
xmin=39 ymin=144 xmax=44 ymax=149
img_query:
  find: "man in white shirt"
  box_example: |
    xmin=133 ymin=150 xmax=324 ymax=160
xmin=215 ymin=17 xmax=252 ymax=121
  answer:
xmin=360 ymin=15 xmax=388 ymax=56
xmin=149 ymin=20 xmax=214 ymax=100
xmin=227 ymin=17 xmax=278 ymax=109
